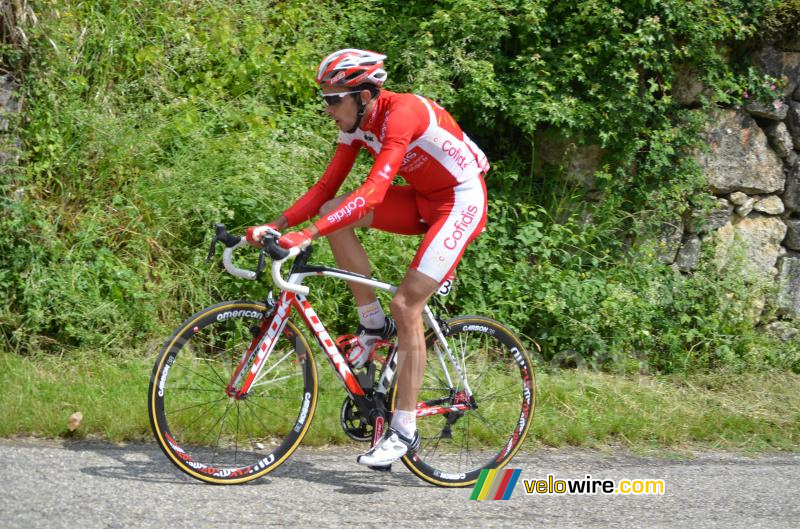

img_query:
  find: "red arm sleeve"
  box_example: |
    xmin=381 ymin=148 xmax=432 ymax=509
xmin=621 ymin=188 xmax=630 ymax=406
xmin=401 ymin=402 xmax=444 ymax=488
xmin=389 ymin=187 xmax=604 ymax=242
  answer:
xmin=281 ymin=143 xmax=359 ymax=227
xmin=312 ymin=106 xmax=420 ymax=237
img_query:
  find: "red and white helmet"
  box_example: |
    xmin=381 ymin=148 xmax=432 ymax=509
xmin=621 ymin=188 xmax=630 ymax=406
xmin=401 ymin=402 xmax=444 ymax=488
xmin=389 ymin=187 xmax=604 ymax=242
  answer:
xmin=316 ymin=48 xmax=387 ymax=87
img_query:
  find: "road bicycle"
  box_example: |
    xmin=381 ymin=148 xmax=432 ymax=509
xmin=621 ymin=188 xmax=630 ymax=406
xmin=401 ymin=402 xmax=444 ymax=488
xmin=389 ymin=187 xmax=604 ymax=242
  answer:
xmin=148 ymin=224 xmax=536 ymax=487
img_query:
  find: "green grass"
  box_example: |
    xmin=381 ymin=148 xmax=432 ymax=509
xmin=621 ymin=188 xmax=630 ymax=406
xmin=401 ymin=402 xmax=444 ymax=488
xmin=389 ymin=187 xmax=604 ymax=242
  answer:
xmin=2 ymin=351 xmax=799 ymax=452
xmin=0 ymin=352 xmax=152 ymax=441
xmin=534 ymin=370 xmax=800 ymax=452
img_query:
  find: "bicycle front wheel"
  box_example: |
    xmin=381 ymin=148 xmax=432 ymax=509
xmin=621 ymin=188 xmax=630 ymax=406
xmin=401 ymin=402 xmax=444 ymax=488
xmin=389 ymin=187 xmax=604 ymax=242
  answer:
xmin=148 ymin=300 xmax=318 ymax=484
xmin=393 ymin=316 xmax=536 ymax=487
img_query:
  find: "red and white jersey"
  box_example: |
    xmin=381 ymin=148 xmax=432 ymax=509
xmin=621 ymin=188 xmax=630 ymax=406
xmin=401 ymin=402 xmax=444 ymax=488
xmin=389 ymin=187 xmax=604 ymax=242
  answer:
xmin=282 ymin=90 xmax=489 ymax=235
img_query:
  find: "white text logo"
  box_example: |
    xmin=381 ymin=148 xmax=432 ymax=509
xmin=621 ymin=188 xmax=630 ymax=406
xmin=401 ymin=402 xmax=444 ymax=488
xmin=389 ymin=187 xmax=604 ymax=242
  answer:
xmin=327 ymin=196 xmax=366 ymax=224
xmin=443 ymin=205 xmax=479 ymax=250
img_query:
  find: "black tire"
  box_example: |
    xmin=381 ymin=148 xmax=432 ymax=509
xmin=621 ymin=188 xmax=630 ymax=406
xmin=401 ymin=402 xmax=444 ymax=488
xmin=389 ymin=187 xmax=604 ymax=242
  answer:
xmin=392 ymin=316 xmax=536 ymax=487
xmin=148 ymin=300 xmax=318 ymax=484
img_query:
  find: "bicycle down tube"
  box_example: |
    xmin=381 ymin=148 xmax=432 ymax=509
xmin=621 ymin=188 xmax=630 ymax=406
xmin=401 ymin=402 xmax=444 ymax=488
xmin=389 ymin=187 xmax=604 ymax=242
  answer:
xmin=299 ymin=266 xmax=476 ymax=401
xmin=228 ymin=289 xmax=365 ymax=399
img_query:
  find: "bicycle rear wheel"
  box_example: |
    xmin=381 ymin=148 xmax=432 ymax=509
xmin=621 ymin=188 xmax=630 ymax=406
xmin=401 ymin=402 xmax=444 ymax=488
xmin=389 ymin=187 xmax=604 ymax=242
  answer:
xmin=148 ymin=300 xmax=317 ymax=484
xmin=392 ymin=316 xmax=535 ymax=487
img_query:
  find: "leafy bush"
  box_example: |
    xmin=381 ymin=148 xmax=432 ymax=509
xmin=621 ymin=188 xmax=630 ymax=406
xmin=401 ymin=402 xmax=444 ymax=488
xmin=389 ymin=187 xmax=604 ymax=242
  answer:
xmin=2 ymin=0 xmax=797 ymax=373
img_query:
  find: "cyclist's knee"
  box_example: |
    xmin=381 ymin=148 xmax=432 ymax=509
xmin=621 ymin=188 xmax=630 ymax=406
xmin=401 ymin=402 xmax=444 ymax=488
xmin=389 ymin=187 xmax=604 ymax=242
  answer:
xmin=390 ymin=295 xmax=420 ymax=328
xmin=318 ymin=198 xmax=341 ymax=217
xmin=389 ymin=295 xmax=409 ymax=323
xmin=391 ymin=271 xmax=439 ymax=327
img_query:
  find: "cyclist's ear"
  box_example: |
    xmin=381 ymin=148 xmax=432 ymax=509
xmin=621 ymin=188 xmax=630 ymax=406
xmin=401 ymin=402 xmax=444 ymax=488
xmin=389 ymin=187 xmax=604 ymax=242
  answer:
xmin=359 ymin=87 xmax=378 ymax=104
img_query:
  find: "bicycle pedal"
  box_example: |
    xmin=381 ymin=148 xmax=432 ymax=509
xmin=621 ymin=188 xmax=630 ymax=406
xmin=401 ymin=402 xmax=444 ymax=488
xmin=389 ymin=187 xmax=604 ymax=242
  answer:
xmin=368 ymin=464 xmax=392 ymax=472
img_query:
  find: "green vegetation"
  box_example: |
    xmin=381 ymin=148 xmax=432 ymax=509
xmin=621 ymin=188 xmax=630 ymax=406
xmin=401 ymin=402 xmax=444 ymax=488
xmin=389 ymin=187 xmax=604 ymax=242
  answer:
xmin=4 ymin=0 xmax=798 ymax=374
xmin=3 ymin=352 xmax=798 ymax=451
xmin=537 ymin=370 xmax=800 ymax=451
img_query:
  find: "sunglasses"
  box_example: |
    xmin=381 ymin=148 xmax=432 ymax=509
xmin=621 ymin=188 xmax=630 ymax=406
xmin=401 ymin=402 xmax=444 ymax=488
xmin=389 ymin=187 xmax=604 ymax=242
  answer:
xmin=321 ymin=90 xmax=363 ymax=106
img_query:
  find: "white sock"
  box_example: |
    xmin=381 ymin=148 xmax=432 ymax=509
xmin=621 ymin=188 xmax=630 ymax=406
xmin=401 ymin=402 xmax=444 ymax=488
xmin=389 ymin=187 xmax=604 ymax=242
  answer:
xmin=391 ymin=409 xmax=416 ymax=439
xmin=358 ymin=300 xmax=386 ymax=330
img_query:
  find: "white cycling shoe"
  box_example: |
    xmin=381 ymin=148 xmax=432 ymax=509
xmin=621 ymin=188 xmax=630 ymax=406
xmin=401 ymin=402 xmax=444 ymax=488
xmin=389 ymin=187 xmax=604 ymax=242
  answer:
xmin=356 ymin=427 xmax=420 ymax=467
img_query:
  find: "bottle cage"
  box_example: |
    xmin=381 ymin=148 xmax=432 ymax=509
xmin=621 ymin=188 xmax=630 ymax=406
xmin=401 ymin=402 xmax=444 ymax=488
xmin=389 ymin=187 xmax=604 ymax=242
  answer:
xmin=335 ymin=335 xmax=394 ymax=365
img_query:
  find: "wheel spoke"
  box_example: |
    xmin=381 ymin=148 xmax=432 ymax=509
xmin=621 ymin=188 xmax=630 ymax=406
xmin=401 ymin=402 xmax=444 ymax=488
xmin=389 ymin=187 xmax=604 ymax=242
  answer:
xmin=168 ymin=386 xmax=225 ymax=393
xmin=168 ymin=395 xmax=229 ymax=417
xmin=478 ymin=384 xmax=523 ymax=403
xmin=242 ymin=399 xmax=282 ymax=444
xmin=240 ymin=392 xmax=299 ymax=422
xmin=253 ymin=348 xmax=296 ymax=386
xmin=171 ymin=360 xmax=227 ymax=390
xmin=250 ymin=371 xmax=304 ymax=389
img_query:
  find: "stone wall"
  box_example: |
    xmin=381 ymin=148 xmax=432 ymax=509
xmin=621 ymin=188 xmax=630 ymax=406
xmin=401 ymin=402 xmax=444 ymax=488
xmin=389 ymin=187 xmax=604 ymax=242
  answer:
xmin=672 ymin=44 xmax=800 ymax=321
xmin=536 ymin=43 xmax=800 ymax=324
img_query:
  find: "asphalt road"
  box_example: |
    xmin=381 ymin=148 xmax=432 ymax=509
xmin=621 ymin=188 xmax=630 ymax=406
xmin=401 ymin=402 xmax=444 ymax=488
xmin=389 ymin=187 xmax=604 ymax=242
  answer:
xmin=1 ymin=438 xmax=798 ymax=529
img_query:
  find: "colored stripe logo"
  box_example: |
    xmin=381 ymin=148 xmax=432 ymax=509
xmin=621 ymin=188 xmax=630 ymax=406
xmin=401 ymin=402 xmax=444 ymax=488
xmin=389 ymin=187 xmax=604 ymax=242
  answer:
xmin=469 ymin=468 xmax=522 ymax=500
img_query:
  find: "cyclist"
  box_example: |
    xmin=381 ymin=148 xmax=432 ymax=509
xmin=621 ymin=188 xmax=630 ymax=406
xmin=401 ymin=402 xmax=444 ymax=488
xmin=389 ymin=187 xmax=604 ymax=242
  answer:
xmin=247 ymin=48 xmax=489 ymax=467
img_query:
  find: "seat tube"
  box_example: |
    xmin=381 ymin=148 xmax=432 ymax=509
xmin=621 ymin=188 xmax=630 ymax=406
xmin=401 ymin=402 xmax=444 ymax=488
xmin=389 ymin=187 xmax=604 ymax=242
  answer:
xmin=376 ymin=345 xmax=398 ymax=396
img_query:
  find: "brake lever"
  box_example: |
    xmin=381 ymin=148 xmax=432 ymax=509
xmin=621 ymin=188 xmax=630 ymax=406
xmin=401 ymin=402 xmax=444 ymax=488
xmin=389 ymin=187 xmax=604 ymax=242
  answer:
xmin=262 ymin=235 xmax=290 ymax=261
xmin=216 ymin=223 xmax=241 ymax=247
xmin=206 ymin=234 xmax=220 ymax=264
xmin=207 ymin=223 xmax=245 ymax=264
xmin=256 ymin=247 xmax=267 ymax=280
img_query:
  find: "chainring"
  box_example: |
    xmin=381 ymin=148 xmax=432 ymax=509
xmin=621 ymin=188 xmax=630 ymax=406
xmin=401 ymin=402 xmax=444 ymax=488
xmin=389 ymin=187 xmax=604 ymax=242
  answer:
xmin=340 ymin=397 xmax=373 ymax=442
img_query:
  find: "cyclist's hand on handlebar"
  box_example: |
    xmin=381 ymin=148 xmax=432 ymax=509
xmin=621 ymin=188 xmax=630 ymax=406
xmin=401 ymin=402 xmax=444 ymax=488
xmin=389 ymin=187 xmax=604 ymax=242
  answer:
xmin=246 ymin=224 xmax=281 ymax=247
xmin=278 ymin=229 xmax=313 ymax=250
